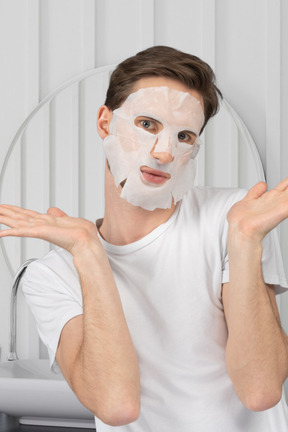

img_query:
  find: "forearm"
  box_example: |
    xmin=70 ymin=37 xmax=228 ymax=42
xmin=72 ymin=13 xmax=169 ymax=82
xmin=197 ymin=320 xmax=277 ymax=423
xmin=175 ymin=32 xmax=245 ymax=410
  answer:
xmin=70 ymin=242 xmax=140 ymax=424
xmin=225 ymin=232 xmax=288 ymax=410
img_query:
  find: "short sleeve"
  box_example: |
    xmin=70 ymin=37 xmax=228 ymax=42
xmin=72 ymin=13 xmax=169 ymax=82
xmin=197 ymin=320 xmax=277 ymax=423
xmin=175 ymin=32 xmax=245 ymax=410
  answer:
xmin=21 ymin=248 xmax=83 ymax=370
xmin=222 ymin=227 xmax=288 ymax=295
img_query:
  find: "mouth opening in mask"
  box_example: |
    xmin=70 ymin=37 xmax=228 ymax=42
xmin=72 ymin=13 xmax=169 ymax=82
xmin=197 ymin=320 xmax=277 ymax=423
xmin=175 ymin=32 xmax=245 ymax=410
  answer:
xmin=140 ymin=166 xmax=171 ymax=186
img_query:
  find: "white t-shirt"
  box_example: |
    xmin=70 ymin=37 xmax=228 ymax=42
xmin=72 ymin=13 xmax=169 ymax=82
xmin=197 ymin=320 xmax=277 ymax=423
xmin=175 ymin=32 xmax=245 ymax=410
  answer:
xmin=22 ymin=187 xmax=288 ymax=432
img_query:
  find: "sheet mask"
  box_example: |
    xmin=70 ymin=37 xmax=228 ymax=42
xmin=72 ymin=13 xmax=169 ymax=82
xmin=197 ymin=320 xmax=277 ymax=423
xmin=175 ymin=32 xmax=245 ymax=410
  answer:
xmin=103 ymin=86 xmax=205 ymax=211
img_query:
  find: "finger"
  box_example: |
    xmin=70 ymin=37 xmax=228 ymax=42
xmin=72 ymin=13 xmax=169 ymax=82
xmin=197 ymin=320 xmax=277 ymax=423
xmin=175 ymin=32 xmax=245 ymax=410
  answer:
xmin=0 ymin=209 xmax=36 ymax=228
xmin=0 ymin=204 xmax=40 ymax=218
xmin=0 ymin=228 xmax=20 ymax=238
xmin=0 ymin=213 xmax=37 ymax=230
xmin=0 ymin=227 xmax=42 ymax=239
xmin=274 ymin=177 xmax=288 ymax=192
xmin=0 ymin=216 xmax=18 ymax=229
xmin=47 ymin=207 xmax=67 ymax=217
xmin=244 ymin=182 xmax=268 ymax=200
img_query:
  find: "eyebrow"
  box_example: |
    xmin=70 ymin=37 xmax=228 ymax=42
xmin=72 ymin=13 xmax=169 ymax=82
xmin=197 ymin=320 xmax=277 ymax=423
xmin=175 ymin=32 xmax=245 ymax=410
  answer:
xmin=135 ymin=115 xmax=163 ymax=124
xmin=180 ymin=129 xmax=197 ymax=137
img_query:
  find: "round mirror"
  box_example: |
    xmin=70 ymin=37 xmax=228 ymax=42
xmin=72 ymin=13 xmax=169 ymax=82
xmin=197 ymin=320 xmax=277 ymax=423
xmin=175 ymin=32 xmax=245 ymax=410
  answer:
xmin=0 ymin=65 xmax=265 ymax=276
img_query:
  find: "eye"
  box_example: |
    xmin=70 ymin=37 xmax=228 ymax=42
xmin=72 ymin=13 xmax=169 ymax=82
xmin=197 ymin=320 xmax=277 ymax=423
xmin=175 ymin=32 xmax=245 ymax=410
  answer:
xmin=178 ymin=131 xmax=197 ymax=145
xmin=178 ymin=132 xmax=188 ymax=141
xmin=135 ymin=116 xmax=162 ymax=134
xmin=141 ymin=120 xmax=152 ymax=129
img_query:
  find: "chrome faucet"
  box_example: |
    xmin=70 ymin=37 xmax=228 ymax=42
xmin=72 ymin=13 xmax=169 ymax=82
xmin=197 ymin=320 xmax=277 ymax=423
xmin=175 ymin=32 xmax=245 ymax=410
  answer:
xmin=7 ymin=258 xmax=37 ymax=361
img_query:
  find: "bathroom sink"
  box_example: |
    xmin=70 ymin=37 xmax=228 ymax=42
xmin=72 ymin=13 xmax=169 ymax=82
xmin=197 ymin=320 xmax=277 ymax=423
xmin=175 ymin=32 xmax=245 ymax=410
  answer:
xmin=0 ymin=359 xmax=95 ymax=428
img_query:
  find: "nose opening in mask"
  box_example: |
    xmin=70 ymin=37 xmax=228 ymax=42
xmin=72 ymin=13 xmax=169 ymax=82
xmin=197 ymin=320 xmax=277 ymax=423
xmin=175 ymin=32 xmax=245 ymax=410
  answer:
xmin=150 ymin=135 xmax=173 ymax=156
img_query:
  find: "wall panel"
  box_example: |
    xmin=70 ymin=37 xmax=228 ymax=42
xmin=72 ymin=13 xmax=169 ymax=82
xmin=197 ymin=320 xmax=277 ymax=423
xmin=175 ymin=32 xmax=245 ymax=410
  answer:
xmin=215 ymin=0 xmax=267 ymax=168
xmin=40 ymin=0 xmax=85 ymax=98
xmin=80 ymin=0 xmax=96 ymax=71
xmin=95 ymin=0 xmax=151 ymax=67
xmin=154 ymin=0 xmax=203 ymax=56
xmin=0 ymin=0 xmax=39 ymax=164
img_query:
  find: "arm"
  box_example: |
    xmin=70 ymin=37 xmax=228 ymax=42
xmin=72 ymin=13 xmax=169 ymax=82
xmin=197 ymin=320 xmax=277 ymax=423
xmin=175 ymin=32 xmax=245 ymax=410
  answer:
xmin=57 ymin=241 xmax=140 ymax=425
xmin=223 ymin=179 xmax=288 ymax=412
xmin=0 ymin=206 xmax=140 ymax=425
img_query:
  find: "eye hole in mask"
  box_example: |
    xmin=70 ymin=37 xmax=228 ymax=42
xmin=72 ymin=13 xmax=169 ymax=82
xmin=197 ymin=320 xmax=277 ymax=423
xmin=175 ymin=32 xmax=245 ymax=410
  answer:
xmin=134 ymin=116 xmax=163 ymax=134
xmin=177 ymin=131 xmax=197 ymax=146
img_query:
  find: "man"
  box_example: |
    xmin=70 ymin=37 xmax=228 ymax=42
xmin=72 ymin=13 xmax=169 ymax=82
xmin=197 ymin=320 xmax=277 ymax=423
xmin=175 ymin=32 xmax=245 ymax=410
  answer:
xmin=0 ymin=46 xmax=288 ymax=431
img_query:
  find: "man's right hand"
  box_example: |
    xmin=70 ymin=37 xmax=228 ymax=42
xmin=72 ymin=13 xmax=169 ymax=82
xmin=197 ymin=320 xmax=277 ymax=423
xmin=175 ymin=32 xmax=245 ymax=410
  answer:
xmin=0 ymin=204 xmax=102 ymax=258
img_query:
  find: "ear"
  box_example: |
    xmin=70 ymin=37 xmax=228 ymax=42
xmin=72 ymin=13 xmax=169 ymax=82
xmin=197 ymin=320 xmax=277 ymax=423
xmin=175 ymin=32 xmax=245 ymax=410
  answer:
xmin=97 ymin=105 xmax=113 ymax=139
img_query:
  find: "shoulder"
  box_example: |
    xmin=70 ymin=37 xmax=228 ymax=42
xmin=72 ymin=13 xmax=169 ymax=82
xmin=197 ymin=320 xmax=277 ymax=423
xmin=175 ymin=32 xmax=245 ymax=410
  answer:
xmin=183 ymin=186 xmax=247 ymax=215
xmin=178 ymin=187 xmax=247 ymax=235
xmin=22 ymin=247 xmax=80 ymax=297
xmin=186 ymin=185 xmax=247 ymax=204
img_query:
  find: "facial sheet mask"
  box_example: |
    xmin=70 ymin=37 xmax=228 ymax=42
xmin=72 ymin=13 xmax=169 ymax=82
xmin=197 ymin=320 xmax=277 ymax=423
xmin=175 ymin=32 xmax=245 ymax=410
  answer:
xmin=103 ymin=86 xmax=205 ymax=211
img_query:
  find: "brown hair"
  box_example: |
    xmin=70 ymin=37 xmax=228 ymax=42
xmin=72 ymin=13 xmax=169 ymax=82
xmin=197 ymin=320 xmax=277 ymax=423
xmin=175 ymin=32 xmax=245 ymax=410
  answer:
xmin=104 ymin=46 xmax=222 ymax=133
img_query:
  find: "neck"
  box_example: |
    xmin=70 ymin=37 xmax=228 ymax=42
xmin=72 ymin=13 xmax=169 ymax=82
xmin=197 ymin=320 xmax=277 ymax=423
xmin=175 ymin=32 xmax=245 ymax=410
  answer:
xmin=99 ymin=165 xmax=176 ymax=245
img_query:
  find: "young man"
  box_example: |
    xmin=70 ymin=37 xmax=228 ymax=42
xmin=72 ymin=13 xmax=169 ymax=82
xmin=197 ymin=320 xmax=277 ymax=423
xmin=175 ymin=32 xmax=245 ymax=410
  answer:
xmin=1 ymin=46 xmax=288 ymax=431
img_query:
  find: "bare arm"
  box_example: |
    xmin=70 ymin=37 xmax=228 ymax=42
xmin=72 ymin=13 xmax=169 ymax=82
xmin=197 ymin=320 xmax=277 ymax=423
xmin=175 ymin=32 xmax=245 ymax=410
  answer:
xmin=223 ymin=179 xmax=288 ymax=411
xmin=0 ymin=206 xmax=140 ymax=425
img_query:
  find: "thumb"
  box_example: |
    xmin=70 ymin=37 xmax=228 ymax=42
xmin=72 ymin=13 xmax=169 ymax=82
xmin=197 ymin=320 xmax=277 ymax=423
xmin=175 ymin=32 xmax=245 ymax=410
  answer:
xmin=244 ymin=181 xmax=268 ymax=201
xmin=47 ymin=207 xmax=67 ymax=217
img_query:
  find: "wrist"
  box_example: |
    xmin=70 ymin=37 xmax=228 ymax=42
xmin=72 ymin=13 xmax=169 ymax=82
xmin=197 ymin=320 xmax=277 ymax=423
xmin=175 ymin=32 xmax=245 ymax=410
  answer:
xmin=227 ymin=226 xmax=263 ymax=256
xmin=72 ymin=238 xmax=107 ymax=268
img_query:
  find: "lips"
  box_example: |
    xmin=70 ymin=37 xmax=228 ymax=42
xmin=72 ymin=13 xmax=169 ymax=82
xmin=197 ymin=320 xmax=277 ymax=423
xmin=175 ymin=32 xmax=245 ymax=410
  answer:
xmin=140 ymin=166 xmax=171 ymax=185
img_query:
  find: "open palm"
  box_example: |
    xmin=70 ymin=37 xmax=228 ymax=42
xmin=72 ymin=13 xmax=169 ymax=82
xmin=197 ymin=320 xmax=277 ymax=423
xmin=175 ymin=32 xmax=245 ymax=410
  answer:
xmin=227 ymin=178 xmax=288 ymax=242
xmin=0 ymin=205 xmax=100 ymax=256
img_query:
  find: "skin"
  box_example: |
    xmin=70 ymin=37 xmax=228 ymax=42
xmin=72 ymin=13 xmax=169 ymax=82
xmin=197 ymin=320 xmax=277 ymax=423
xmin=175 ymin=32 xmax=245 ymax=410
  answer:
xmin=0 ymin=77 xmax=288 ymax=423
xmin=223 ymin=180 xmax=288 ymax=410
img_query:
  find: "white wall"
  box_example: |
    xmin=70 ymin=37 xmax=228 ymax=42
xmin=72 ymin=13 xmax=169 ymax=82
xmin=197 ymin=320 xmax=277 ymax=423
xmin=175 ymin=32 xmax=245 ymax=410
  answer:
xmin=0 ymin=0 xmax=287 ymax=366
